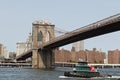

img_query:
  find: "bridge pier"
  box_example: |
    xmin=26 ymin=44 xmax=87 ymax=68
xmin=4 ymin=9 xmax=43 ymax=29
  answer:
xmin=32 ymin=20 xmax=55 ymax=69
xmin=32 ymin=49 xmax=44 ymax=68
xmin=42 ymin=49 xmax=55 ymax=69
xmin=32 ymin=49 xmax=55 ymax=69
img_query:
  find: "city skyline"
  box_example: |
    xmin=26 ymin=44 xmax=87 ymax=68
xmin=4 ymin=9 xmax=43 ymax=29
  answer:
xmin=0 ymin=0 xmax=120 ymax=53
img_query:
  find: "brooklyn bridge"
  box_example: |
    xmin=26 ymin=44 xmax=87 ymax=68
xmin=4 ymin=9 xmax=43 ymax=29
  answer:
xmin=16 ymin=13 xmax=120 ymax=69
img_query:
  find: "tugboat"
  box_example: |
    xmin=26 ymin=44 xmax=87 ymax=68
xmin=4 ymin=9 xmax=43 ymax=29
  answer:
xmin=64 ymin=60 xmax=111 ymax=78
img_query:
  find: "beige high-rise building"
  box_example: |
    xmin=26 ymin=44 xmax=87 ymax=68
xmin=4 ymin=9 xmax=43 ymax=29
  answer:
xmin=72 ymin=40 xmax=84 ymax=52
xmin=0 ymin=44 xmax=7 ymax=58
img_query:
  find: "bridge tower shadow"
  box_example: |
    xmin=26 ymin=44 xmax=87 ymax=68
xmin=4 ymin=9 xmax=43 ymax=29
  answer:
xmin=32 ymin=20 xmax=55 ymax=68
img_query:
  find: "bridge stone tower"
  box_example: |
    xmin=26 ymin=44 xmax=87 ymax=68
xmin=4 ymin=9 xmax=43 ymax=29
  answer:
xmin=32 ymin=20 xmax=55 ymax=68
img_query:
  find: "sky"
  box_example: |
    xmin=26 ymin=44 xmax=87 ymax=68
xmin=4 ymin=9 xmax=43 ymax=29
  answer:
xmin=0 ymin=0 xmax=120 ymax=54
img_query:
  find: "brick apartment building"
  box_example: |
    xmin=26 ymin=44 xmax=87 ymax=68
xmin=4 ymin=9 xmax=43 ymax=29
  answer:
xmin=108 ymin=49 xmax=120 ymax=64
xmin=55 ymin=48 xmax=105 ymax=64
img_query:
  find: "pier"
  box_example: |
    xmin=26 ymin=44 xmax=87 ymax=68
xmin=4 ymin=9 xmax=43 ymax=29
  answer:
xmin=55 ymin=62 xmax=120 ymax=68
xmin=0 ymin=63 xmax=32 ymax=68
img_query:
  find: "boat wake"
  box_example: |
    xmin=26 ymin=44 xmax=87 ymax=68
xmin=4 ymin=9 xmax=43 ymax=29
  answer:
xmin=59 ymin=76 xmax=120 ymax=79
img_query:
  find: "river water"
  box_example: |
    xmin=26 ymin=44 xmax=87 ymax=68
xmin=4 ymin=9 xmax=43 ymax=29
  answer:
xmin=0 ymin=67 xmax=120 ymax=80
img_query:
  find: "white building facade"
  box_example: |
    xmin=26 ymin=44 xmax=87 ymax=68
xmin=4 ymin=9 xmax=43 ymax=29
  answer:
xmin=72 ymin=40 xmax=84 ymax=52
xmin=16 ymin=33 xmax=32 ymax=56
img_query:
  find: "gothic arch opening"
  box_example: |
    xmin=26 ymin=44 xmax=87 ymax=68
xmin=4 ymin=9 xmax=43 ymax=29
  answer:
xmin=46 ymin=31 xmax=50 ymax=42
xmin=37 ymin=31 xmax=43 ymax=42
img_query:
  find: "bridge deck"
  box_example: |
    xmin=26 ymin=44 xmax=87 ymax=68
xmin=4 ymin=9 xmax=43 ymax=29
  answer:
xmin=16 ymin=13 xmax=120 ymax=61
xmin=43 ymin=13 xmax=120 ymax=49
